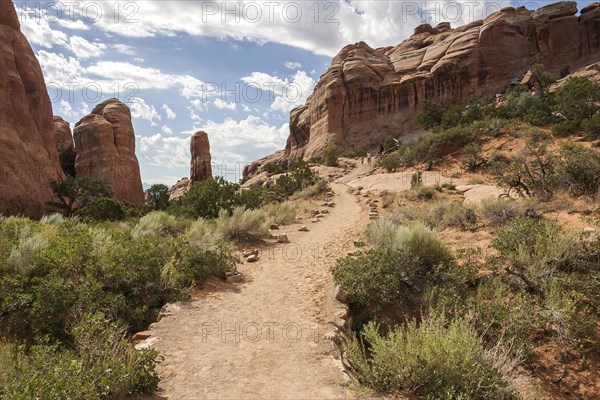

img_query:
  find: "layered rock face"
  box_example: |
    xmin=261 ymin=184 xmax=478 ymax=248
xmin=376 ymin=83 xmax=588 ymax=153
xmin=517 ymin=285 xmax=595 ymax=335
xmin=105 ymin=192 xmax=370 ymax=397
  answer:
xmin=73 ymin=99 xmax=145 ymax=205
xmin=0 ymin=0 xmax=64 ymax=217
xmin=255 ymin=1 xmax=600 ymax=173
xmin=52 ymin=116 xmax=76 ymax=176
xmin=168 ymin=178 xmax=192 ymax=200
xmin=190 ymin=131 xmax=212 ymax=182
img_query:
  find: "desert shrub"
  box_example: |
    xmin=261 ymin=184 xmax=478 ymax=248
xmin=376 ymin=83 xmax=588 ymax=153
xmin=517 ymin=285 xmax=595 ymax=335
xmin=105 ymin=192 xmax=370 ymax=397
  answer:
xmin=264 ymin=201 xmax=296 ymax=225
xmin=186 ymin=219 xmax=224 ymax=249
xmin=414 ymin=185 xmax=436 ymax=201
xmin=171 ymin=177 xmax=252 ymax=219
xmin=237 ymin=186 xmax=263 ymax=210
xmin=322 ymin=144 xmax=340 ymax=167
xmin=144 ymin=184 xmax=170 ymax=212
xmin=131 ymin=211 xmax=186 ymax=239
xmin=366 ymin=220 xmax=453 ymax=267
xmin=39 ymin=213 xmax=67 ymax=225
xmin=480 ymin=197 xmax=524 ymax=226
xmin=78 ymin=198 xmax=139 ymax=221
xmin=582 ymin=112 xmax=600 ymax=137
xmin=555 ymin=143 xmax=600 ymax=197
xmin=332 ymin=248 xmax=437 ymax=310
xmin=466 ymin=276 xmax=538 ymax=358
xmin=380 ymin=153 xmax=402 ymax=172
xmin=492 ymin=218 xmax=578 ymax=291
xmin=215 ymin=206 xmax=269 ymax=242
xmin=160 ymin=237 xmax=236 ymax=287
xmin=490 ymin=130 xmax=558 ymax=201
xmin=262 ymin=161 xmax=286 ymax=175
xmin=428 ymin=201 xmax=478 ymax=231
xmin=345 ymin=314 xmax=520 ymax=399
xmin=553 ymin=77 xmax=600 ymax=135
xmin=495 ymin=84 xmax=555 ymax=125
xmin=461 ymin=143 xmax=486 ymax=172
xmin=0 ymin=312 xmax=159 ymax=398
xmin=296 ymin=179 xmax=328 ymax=199
xmin=543 ymin=279 xmax=597 ymax=351
xmin=262 ymin=161 xmax=317 ymax=201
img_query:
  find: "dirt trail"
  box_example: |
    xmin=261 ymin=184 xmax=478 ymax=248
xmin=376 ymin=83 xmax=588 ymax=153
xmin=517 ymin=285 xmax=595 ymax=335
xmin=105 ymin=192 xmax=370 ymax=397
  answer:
xmin=144 ymin=177 xmax=369 ymax=399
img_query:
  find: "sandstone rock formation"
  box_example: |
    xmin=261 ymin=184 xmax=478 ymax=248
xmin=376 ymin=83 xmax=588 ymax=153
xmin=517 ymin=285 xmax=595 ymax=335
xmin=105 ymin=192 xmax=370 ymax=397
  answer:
xmin=73 ymin=99 xmax=144 ymax=205
xmin=52 ymin=116 xmax=76 ymax=176
xmin=0 ymin=0 xmax=64 ymax=217
xmin=168 ymin=177 xmax=192 ymax=200
xmin=245 ymin=1 xmax=600 ymax=178
xmin=190 ymin=131 xmax=212 ymax=182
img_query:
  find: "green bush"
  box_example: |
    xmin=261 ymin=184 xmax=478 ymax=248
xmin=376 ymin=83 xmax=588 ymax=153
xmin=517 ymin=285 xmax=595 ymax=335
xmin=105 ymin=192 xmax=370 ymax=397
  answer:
xmin=170 ymin=177 xmax=244 ymax=219
xmin=345 ymin=314 xmax=520 ymax=399
xmin=0 ymin=312 xmax=159 ymax=398
xmin=322 ymin=144 xmax=340 ymax=167
xmin=461 ymin=144 xmax=485 ymax=172
xmin=554 ymin=77 xmax=600 ymax=134
xmin=264 ymin=201 xmax=296 ymax=225
xmin=480 ymin=198 xmax=524 ymax=226
xmin=555 ymin=143 xmax=600 ymax=197
xmin=490 ymin=130 xmax=558 ymax=201
xmin=131 ymin=211 xmax=186 ymax=239
xmin=492 ymin=218 xmax=578 ymax=291
xmin=366 ymin=220 xmax=453 ymax=268
xmin=332 ymin=248 xmax=435 ymax=310
xmin=296 ymin=179 xmax=328 ymax=199
xmin=215 ymin=206 xmax=270 ymax=242
xmin=543 ymin=279 xmax=597 ymax=351
xmin=582 ymin=112 xmax=600 ymax=137
xmin=78 ymin=198 xmax=139 ymax=221
xmin=145 ymin=184 xmax=170 ymax=212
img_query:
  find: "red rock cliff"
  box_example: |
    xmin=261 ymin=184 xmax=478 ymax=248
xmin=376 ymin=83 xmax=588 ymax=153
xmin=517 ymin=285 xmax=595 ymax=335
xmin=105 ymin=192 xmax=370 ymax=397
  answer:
xmin=0 ymin=0 xmax=64 ymax=217
xmin=248 ymin=2 xmax=600 ymax=176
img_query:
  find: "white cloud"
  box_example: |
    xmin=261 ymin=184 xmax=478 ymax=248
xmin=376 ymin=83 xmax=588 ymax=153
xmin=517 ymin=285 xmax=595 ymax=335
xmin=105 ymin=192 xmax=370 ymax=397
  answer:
xmin=161 ymin=125 xmax=174 ymax=134
xmin=139 ymin=133 xmax=190 ymax=169
xmin=67 ymin=36 xmax=106 ymax=59
xmin=130 ymin=97 xmax=161 ymax=126
xmin=84 ymin=0 xmax=511 ymax=56
xmin=214 ymin=98 xmax=237 ymax=111
xmin=56 ymin=19 xmax=90 ymax=31
xmin=284 ymin=61 xmax=302 ymax=70
xmin=241 ymin=70 xmax=316 ymax=114
xmin=162 ymin=104 xmax=177 ymax=119
xmin=18 ymin=8 xmax=67 ymax=49
xmin=113 ymin=44 xmax=136 ymax=55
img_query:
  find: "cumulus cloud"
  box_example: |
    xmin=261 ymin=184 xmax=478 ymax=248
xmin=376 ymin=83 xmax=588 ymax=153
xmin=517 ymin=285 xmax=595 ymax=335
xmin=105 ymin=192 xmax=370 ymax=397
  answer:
xmin=241 ymin=70 xmax=315 ymax=113
xmin=214 ymin=98 xmax=237 ymax=110
xmin=67 ymin=36 xmax=106 ymax=59
xmin=130 ymin=97 xmax=161 ymax=125
xmin=139 ymin=133 xmax=190 ymax=169
xmin=161 ymin=125 xmax=174 ymax=134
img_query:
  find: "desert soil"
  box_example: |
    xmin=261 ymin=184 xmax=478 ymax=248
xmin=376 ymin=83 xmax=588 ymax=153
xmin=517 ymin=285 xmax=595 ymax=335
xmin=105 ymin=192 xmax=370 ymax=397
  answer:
xmin=142 ymin=166 xmax=370 ymax=399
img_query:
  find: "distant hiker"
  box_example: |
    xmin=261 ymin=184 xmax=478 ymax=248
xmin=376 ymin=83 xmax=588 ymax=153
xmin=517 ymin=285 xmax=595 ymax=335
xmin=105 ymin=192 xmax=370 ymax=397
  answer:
xmin=360 ymin=157 xmax=364 ymax=165
xmin=367 ymin=152 xmax=372 ymax=165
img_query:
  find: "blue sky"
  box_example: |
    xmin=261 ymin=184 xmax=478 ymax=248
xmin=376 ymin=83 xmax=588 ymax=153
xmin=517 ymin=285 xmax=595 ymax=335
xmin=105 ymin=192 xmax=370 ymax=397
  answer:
xmin=15 ymin=0 xmax=587 ymax=186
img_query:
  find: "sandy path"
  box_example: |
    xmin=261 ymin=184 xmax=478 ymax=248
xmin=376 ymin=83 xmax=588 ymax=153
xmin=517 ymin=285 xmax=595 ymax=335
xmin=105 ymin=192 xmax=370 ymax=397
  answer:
xmin=143 ymin=180 xmax=368 ymax=400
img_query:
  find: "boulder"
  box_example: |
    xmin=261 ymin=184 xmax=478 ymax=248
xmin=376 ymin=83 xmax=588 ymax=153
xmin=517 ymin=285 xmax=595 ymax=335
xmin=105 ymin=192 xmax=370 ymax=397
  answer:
xmin=73 ymin=99 xmax=144 ymax=204
xmin=0 ymin=0 xmax=64 ymax=217
xmin=276 ymin=234 xmax=289 ymax=243
xmin=190 ymin=131 xmax=212 ymax=182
